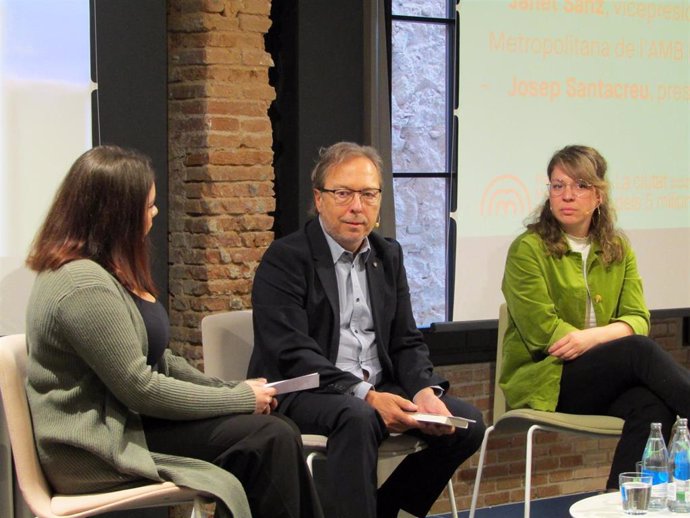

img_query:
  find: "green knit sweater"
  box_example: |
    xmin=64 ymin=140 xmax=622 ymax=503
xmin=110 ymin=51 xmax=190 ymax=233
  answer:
xmin=26 ymin=259 xmax=256 ymax=518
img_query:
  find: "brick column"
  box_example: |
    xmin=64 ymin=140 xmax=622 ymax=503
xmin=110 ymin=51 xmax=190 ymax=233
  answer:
xmin=167 ymin=0 xmax=275 ymax=368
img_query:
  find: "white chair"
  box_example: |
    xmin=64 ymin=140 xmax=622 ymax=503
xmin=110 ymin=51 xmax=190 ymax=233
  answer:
xmin=0 ymin=334 xmax=209 ymax=518
xmin=201 ymin=309 xmax=459 ymax=518
xmin=468 ymin=304 xmax=624 ymax=518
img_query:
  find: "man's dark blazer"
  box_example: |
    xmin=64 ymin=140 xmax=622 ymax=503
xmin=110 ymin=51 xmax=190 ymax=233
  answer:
xmin=248 ymin=218 xmax=448 ymax=407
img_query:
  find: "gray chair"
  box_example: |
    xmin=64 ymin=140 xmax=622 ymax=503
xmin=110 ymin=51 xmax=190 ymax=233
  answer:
xmin=0 ymin=333 xmax=209 ymax=518
xmin=468 ymin=304 xmax=624 ymax=518
xmin=201 ymin=309 xmax=459 ymax=518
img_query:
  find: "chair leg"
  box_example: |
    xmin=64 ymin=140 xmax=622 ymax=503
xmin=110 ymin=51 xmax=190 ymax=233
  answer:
xmin=447 ymin=479 xmax=458 ymax=518
xmin=524 ymin=425 xmax=543 ymax=518
xmin=306 ymin=451 xmax=320 ymax=475
xmin=468 ymin=424 xmax=495 ymax=518
xmin=191 ymin=496 xmax=204 ymax=518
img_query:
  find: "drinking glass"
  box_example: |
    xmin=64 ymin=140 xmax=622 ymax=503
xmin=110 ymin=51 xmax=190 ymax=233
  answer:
xmin=619 ymin=472 xmax=653 ymax=515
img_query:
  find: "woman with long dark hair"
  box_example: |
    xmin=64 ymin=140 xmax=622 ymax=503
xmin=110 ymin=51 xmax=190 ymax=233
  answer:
xmin=501 ymin=144 xmax=690 ymax=490
xmin=25 ymin=145 xmax=323 ymax=518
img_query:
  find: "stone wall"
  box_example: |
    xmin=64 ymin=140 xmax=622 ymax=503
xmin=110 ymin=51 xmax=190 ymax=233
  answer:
xmin=165 ymin=2 xmax=689 ymax=515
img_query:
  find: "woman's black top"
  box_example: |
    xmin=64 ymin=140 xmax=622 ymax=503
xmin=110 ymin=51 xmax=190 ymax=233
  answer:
xmin=131 ymin=294 xmax=169 ymax=367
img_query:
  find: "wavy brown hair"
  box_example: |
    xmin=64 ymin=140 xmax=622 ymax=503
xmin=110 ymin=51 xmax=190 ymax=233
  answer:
xmin=27 ymin=145 xmax=158 ymax=295
xmin=526 ymin=145 xmax=625 ymax=266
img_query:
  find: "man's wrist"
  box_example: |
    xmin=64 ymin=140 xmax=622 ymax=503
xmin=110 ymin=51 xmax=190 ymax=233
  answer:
xmin=413 ymin=386 xmax=443 ymax=403
xmin=364 ymin=386 xmax=377 ymax=404
xmin=431 ymin=385 xmax=444 ymax=397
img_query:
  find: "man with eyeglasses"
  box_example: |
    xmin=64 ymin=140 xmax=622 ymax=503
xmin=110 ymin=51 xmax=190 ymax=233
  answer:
xmin=249 ymin=142 xmax=485 ymax=518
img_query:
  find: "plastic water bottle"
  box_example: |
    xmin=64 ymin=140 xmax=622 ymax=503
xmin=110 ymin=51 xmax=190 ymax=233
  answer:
xmin=670 ymin=416 xmax=682 ymax=447
xmin=669 ymin=418 xmax=690 ymax=512
xmin=642 ymin=422 xmax=669 ymax=511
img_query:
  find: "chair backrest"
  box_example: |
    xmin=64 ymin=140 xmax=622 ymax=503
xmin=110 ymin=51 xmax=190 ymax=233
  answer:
xmin=0 ymin=334 xmax=55 ymax=516
xmin=201 ymin=310 xmax=254 ymax=380
xmin=492 ymin=303 xmax=510 ymax=422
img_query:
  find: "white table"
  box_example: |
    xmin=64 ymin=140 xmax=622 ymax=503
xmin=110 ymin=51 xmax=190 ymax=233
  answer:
xmin=570 ymin=492 xmax=673 ymax=517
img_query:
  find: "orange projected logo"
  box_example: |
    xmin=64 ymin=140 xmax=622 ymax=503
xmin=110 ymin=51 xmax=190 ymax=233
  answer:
xmin=480 ymin=175 xmax=532 ymax=216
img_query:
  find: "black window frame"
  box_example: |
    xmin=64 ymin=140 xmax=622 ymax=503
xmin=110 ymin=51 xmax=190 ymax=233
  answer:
xmin=390 ymin=1 xmax=458 ymax=323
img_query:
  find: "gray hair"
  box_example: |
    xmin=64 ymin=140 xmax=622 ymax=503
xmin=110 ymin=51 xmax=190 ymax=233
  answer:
xmin=310 ymin=142 xmax=383 ymax=189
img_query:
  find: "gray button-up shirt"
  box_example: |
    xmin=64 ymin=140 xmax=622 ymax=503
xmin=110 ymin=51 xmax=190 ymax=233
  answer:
xmin=320 ymin=219 xmax=382 ymax=399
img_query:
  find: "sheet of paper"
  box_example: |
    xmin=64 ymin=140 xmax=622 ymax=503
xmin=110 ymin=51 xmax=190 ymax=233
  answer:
xmin=266 ymin=372 xmax=320 ymax=395
xmin=407 ymin=412 xmax=476 ymax=429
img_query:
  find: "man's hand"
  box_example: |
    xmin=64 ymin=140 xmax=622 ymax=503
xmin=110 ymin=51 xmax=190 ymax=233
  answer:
xmin=412 ymin=387 xmax=456 ymax=436
xmin=245 ymin=378 xmax=278 ymax=414
xmin=365 ymin=390 xmax=419 ymax=432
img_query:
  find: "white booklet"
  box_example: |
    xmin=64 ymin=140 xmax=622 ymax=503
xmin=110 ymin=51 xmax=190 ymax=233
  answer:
xmin=407 ymin=412 xmax=476 ymax=429
xmin=265 ymin=372 xmax=320 ymax=395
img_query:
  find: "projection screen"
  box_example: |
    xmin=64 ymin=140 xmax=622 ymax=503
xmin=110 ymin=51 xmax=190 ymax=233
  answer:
xmin=0 ymin=0 xmax=92 ymax=335
xmin=452 ymin=0 xmax=690 ymax=322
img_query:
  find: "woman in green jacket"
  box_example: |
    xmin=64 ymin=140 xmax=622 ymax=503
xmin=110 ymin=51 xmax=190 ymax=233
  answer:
xmin=25 ymin=145 xmax=324 ymax=518
xmin=500 ymin=144 xmax=690 ymax=490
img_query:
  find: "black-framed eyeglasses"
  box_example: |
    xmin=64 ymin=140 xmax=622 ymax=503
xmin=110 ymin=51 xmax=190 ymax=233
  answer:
xmin=319 ymin=188 xmax=382 ymax=205
xmin=547 ymin=180 xmax=593 ymax=198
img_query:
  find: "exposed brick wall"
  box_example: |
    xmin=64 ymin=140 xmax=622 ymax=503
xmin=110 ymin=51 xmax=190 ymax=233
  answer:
xmin=167 ymin=0 xmax=275 ymax=368
xmin=165 ymin=2 xmax=690 ymax=515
